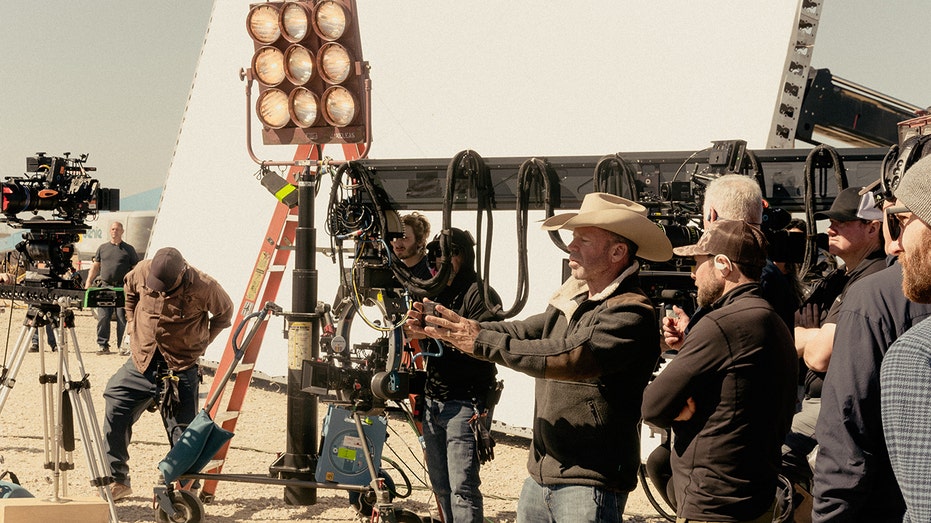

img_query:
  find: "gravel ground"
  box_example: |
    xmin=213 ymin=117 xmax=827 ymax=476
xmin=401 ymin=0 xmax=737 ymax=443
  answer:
xmin=0 ymin=304 xmax=670 ymax=522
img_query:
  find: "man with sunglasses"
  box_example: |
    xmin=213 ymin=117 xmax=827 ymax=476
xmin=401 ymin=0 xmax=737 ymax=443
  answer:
xmin=783 ymin=187 xmax=886 ymax=494
xmin=414 ymin=228 xmax=501 ymax=523
xmin=881 ymin=154 xmax=931 ymax=523
xmin=812 ymin=183 xmax=931 ymax=522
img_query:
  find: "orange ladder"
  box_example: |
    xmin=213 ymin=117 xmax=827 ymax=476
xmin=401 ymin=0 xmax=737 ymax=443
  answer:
xmin=199 ymin=144 xmax=362 ymax=501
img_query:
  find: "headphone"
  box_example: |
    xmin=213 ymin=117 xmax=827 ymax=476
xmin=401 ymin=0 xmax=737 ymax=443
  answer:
xmin=880 ymin=135 xmax=931 ymax=202
xmin=713 ymin=255 xmax=731 ymax=272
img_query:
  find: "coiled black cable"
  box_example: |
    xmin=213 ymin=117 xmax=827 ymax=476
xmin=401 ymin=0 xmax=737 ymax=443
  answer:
xmin=802 ymin=145 xmax=848 ymax=277
xmin=355 ymin=162 xmax=450 ymax=298
xmin=594 ymin=153 xmax=639 ymax=200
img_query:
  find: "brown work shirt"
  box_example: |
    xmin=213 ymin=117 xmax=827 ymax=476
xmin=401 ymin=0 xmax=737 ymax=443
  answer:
xmin=123 ymin=259 xmax=234 ymax=373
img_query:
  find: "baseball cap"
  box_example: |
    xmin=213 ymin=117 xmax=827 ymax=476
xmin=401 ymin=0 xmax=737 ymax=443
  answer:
xmin=814 ymin=186 xmax=882 ymax=221
xmin=673 ymin=220 xmax=768 ymax=269
xmin=146 ymin=247 xmax=186 ymax=292
xmin=890 ymin=154 xmax=931 ymax=226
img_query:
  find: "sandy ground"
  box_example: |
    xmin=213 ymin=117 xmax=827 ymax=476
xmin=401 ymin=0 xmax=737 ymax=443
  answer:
xmin=0 ymin=304 xmax=670 ymax=522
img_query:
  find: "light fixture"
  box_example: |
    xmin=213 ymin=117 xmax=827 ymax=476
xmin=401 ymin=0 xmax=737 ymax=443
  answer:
xmin=280 ymin=2 xmax=311 ymax=42
xmin=253 ymin=46 xmax=286 ymax=86
xmin=247 ymin=0 xmax=368 ymax=145
xmin=318 ymin=43 xmax=351 ymax=84
xmin=285 ymin=45 xmax=314 ymax=85
xmin=257 ymin=89 xmax=291 ymax=129
xmin=322 ymin=86 xmax=356 ymax=127
xmin=313 ymin=1 xmax=348 ymax=41
xmin=247 ymin=4 xmax=281 ymax=44
xmin=289 ymin=88 xmax=319 ymax=127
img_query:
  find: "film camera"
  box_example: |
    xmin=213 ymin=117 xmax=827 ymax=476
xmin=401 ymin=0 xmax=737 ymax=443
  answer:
xmin=1 ymin=153 xmax=120 ymax=302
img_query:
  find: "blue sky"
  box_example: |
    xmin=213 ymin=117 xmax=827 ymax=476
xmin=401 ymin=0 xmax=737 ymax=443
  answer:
xmin=0 ymin=1 xmax=928 ymax=203
xmin=0 ymin=1 xmax=213 ymax=199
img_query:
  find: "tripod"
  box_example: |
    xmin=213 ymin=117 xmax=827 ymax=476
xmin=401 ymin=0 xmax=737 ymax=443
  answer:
xmin=0 ymin=300 xmax=119 ymax=523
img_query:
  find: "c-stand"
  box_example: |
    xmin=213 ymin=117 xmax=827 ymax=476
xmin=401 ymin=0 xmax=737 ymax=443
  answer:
xmin=0 ymin=296 xmax=119 ymax=523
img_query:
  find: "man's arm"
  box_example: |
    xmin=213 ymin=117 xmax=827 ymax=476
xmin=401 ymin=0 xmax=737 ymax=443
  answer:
xmin=802 ymin=323 xmax=836 ymax=372
xmin=794 ymin=303 xmax=822 ymax=357
xmin=642 ymin=319 xmax=721 ymax=428
xmin=422 ymin=299 xmax=655 ymax=381
xmin=85 ymin=261 xmax=101 ymax=289
xmin=122 ymin=270 xmax=139 ymax=333
xmin=206 ymin=283 xmax=235 ymax=345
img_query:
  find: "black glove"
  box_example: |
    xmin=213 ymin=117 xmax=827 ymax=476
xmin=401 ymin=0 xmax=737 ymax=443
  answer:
xmin=469 ymin=412 xmax=495 ymax=464
xmin=159 ymin=373 xmax=182 ymax=420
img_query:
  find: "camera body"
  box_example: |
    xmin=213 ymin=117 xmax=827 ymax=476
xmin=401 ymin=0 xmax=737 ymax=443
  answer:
xmin=1 ymin=153 xmax=120 ymax=295
xmin=3 ymin=153 xmax=119 ymax=226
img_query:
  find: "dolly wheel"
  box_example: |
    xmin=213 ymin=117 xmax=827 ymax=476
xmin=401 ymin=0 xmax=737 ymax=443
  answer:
xmin=155 ymin=489 xmax=205 ymax=523
xmin=394 ymin=508 xmax=423 ymax=523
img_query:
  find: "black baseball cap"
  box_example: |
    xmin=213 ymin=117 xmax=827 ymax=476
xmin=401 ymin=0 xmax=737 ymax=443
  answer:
xmin=814 ymin=186 xmax=881 ymax=222
xmin=146 ymin=247 xmax=186 ymax=292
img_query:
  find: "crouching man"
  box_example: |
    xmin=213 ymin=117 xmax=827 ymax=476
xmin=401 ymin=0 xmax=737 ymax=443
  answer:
xmin=102 ymin=247 xmax=233 ymax=501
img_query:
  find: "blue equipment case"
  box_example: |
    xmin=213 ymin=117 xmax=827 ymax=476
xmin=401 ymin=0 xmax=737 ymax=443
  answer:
xmin=315 ymin=405 xmax=388 ymax=485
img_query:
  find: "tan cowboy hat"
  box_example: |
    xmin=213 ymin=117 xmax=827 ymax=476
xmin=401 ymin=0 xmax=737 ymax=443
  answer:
xmin=541 ymin=192 xmax=673 ymax=261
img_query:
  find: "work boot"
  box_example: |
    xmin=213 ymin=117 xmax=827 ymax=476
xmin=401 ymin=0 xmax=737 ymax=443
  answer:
xmin=29 ymin=344 xmax=39 ymax=353
xmin=109 ymin=482 xmax=133 ymax=502
xmin=96 ymin=345 xmax=112 ymax=355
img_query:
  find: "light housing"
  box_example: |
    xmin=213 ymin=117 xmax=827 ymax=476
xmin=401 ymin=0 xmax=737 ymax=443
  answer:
xmin=289 ymin=87 xmax=320 ymax=127
xmin=247 ymin=0 xmax=368 ymax=145
xmin=284 ymin=45 xmax=314 ymax=85
xmin=253 ymin=46 xmax=287 ymax=86
xmin=257 ymin=89 xmax=291 ymax=129
xmin=247 ymin=4 xmax=281 ymax=44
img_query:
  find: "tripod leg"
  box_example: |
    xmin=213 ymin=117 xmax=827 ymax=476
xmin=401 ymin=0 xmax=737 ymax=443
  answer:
xmin=0 ymin=322 xmax=40 ymax=415
xmin=58 ymin=321 xmax=120 ymax=523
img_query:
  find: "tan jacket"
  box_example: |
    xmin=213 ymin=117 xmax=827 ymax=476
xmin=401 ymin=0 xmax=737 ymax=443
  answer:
xmin=123 ymin=259 xmax=234 ymax=372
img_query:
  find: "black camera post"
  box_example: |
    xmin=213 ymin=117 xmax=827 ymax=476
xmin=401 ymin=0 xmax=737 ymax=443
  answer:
xmin=0 ymin=152 xmax=121 ymax=522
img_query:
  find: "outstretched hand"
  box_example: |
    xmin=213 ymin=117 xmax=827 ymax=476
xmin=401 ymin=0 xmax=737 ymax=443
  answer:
xmin=415 ymin=302 xmax=481 ymax=354
xmin=403 ymin=301 xmax=429 ymax=340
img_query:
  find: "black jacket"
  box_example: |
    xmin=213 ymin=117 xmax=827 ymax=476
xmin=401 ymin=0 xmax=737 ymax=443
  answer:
xmin=473 ymin=265 xmax=658 ymax=492
xmin=424 ymin=268 xmax=499 ymax=402
xmin=813 ymin=261 xmax=931 ymax=522
xmin=642 ymin=283 xmax=797 ymax=521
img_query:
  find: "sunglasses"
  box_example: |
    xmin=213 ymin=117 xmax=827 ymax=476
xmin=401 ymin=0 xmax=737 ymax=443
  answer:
xmin=886 ymin=205 xmax=911 ymax=242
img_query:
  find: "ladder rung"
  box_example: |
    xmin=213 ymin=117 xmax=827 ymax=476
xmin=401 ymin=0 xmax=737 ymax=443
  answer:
xmin=269 ymin=263 xmax=288 ymax=272
xmin=214 ymin=410 xmax=241 ymax=424
xmin=235 ymin=362 xmax=255 ymax=372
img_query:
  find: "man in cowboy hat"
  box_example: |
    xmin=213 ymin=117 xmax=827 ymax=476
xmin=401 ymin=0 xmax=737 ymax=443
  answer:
xmin=409 ymin=192 xmax=672 ymax=522
xmin=642 ymin=220 xmax=798 ymax=523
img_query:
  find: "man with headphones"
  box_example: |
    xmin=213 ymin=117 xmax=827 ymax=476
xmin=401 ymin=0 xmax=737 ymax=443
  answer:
xmin=642 ymin=220 xmax=798 ymax=523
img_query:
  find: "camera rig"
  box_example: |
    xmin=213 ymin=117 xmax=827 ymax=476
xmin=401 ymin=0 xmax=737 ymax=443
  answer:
xmin=0 ymin=153 xmax=121 ymax=306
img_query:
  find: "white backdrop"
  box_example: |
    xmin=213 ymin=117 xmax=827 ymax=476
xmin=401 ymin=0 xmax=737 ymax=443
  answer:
xmin=150 ymin=0 xmax=799 ymax=430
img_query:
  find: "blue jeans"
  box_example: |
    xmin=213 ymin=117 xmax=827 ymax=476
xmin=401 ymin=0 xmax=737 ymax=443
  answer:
xmin=31 ymin=323 xmax=57 ymax=349
xmin=516 ymin=477 xmax=628 ymax=523
xmin=96 ymin=306 xmax=127 ymax=348
xmin=102 ymin=355 xmax=199 ymax=486
xmin=423 ymin=397 xmax=483 ymax=522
